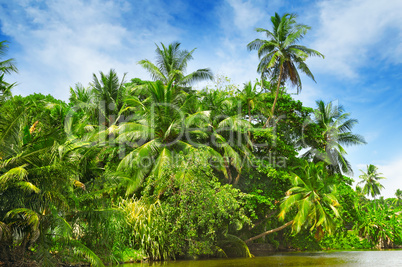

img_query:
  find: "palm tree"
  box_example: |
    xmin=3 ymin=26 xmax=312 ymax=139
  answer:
xmin=245 ymin=161 xmax=340 ymax=243
xmin=91 ymin=69 xmax=127 ymax=126
xmin=138 ymin=42 xmax=213 ymax=88
xmin=247 ymin=13 xmax=323 ymax=126
xmin=207 ymin=109 xmax=252 ymax=185
xmin=0 ymin=41 xmax=17 ymax=75
xmin=115 ymin=81 xmax=252 ymax=194
xmin=396 ymin=189 xmax=402 ymax=199
xmin=393 ymin=189 xmax=402 ymax=206
xmin=199 ymin=88 xmax=252 ymax=184
xmin=115 ymin=81 xmax=214 ymax=194
xmin=303 ymin=100 xmax=366 ymax=175
xmin=199 ymin=88 xmax=235 ymax=121
xmin=0 ymin=74 xmax=15 ymax=103
xmin=357 ymin=164 xmax=385 ymax=199
xmin=237 ymin=81 xmax=259 ymax=125
xmin=280 ymin=161 xmax=340 ymax=234
xmin=0 ymin=41 xmax=18 ymax=102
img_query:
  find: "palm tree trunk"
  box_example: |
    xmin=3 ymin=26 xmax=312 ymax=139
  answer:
xmin=233 ymin=167 xmax=243 ymax=185
xmin=248 ymin=102 xmax=252 ymax=125
xmin=247 ymin=102 xmax=252 ymax=145
xmin=224 ymin=157 xmax=232 ymax=184
xmin=264 ymin=64 xmax=283 ymax=128
xmin=244 ymin=220 xmax=293 ymax=244
xmin=247 ymin=210 xmax=277 ymax=231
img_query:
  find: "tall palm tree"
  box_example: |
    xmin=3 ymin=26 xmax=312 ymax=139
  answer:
xmin=138 ymin=42 xmax=213 ymax=88
xmin=358 ymin=164 xmax=385 ymax=199
xmin=303 ymin=100 xmax=366 ymax=175
xmin=247 ymin=13 xmax=323 ymax=126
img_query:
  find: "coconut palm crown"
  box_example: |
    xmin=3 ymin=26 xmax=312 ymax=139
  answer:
xmin=303 ymin=100 xmax=367 ymax=175
xmin=247 ymin=13 xmax=323 ymax=124
xmin=358 ymin=164 xmax=386 ymax=199
xmin=138 ymin=42 xmax=213 ymax=87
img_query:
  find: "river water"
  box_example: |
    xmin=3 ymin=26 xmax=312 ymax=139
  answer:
xmin=121 ymin=250 xmax=402 ymax=267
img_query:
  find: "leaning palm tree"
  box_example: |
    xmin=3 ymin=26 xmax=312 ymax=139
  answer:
xmin=245 ymin=161 xmax=340 ymax=243
xmin=303 ymin=100 xmax=366 ymax=175
xmin=357 ymin=164 xmax=385 ymax=199
xmin=138 ymin=42 xmax=213 ymax=88
xmin=247 ymin=13 xmax=323 ymax=126
xmin=279 ymin=161 xmax=340 ymax=236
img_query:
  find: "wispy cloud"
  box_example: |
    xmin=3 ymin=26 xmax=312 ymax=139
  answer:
xmin=377 ymin=158 xmax=402 ymax=198
xmin=0 ymin=0 xmax=181 ymax=99
xmin=226 ymin=0 xmax=264 ymax=31
xmin=309 ymin=0 xmax=402 ymax=79
xmin=204 ymin=0 xmax=287 ymax=88
xmin=292 ymin=82 xmax=323 ymax=108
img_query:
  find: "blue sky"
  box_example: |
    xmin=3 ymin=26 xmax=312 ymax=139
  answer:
xmin=1 ymin=0 xmax=402 ymax=198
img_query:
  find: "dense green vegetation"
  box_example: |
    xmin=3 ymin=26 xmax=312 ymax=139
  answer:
xmin=1 ymin=12 xmax=401 ymax=266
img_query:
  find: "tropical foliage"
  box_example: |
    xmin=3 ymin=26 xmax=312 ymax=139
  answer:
xmin=1 ymin=11 xmax=400 ymax=266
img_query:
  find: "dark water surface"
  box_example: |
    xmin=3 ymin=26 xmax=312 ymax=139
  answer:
xmin=120 ymin=250 xmax=402 ymax=267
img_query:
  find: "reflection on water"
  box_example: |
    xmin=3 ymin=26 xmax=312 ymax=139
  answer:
xmin=120 ymin=250 xmax=402 ymax=267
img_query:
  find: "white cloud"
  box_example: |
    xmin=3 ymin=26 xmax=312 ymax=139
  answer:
xmin=0 ymin=0 xmax=180 ymax=100
xmin=4 ymin=0 xmax=401 ymax=107
xmin=309 ymin=0 xmax=402 ymax=78
xmin=211 ymin=36 xmax=260 ymax=86
xmin=226 ymin=0 xmax=264 ymax=31
xmin=208 ymin=1 xmax=287 ymax=88
xmin=377 ymin=158 xmax=402 ymax=199
xmin=292 ymin=82 xmax=323 ymax=108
